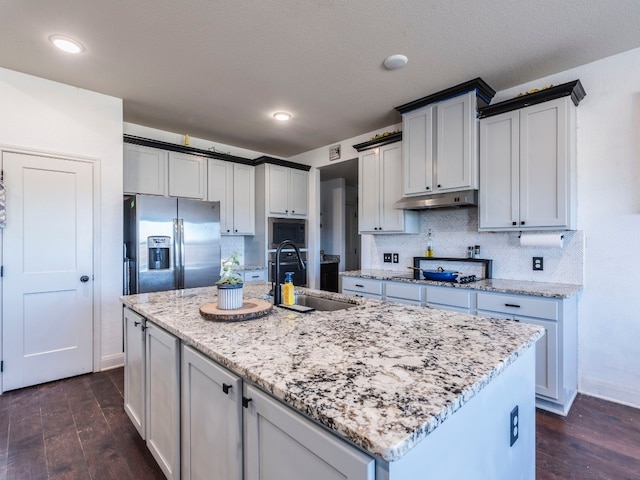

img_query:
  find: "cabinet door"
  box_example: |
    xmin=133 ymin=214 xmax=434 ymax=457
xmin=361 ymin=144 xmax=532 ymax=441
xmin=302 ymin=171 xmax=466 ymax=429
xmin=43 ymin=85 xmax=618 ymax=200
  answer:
xmin=358 ymin=150 xmax=380 ymax=232
xmin=436 ymin=92 xmax=477 ymax=191
xmin=516 ymin=316 xmax=559 ymax=400
xmin=182 ymin=346 xmax=242 ymax=480
xmin=123 ymin=144 xmax=168 ymax=195
xmin=379 ymin=143 xmax=404 ymax=232
xmin=123 ymin=307 xmax=145 ymax=438
xmin=145 ymin=322 xmax=180 ymax=480
xmin=519 ymin=98 xmax=569 ymax=228
xmin=208 ymin=159 xmax=234 ymax=234
xmin=479 ymin=110 xmax=520 ymax=230
xmin=268 ymin=164 xmax=291 ymax=216
xmin=169 ymin=152 xmax=207 ymax=199
xmin=289 ymin=169 xmax=308 ymax=217
xmin=244 ymin=385 xmax=375 ymax=480
xmin=402 ymin=105 xmax=434 ymax=195
xmin=232 ymin=163 xmax=256 ymax=234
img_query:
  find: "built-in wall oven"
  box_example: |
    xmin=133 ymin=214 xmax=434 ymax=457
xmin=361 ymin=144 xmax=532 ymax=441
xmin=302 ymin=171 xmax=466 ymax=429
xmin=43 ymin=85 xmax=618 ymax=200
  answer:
xmin=269 ymin=250 xmax=307 ymax=286
xmin=268 ymin=217 xmax=307 ymax=249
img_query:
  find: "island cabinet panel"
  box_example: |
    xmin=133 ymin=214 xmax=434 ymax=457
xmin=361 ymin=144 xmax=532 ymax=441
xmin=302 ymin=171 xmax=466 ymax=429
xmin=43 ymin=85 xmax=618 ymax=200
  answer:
xmin=145 ymin=321 xmax=181 ymax=480
xmin=379 ymin=347 xmax=536 ymax=480
xmin=424 ymin=285 xmax=474 ymax=313
xmin=181 ymin=345 xmax=242 ymax=480
xmin=123 ymin=307 xmax=145 ymax=438
xmin=243 ymin=384 xmax=375 ymax=480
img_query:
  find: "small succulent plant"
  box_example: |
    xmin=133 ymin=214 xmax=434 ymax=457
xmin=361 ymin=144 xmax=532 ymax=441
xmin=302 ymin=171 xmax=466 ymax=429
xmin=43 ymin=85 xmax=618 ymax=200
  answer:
xmin=216 ymin=251 xmax=243 ymax=286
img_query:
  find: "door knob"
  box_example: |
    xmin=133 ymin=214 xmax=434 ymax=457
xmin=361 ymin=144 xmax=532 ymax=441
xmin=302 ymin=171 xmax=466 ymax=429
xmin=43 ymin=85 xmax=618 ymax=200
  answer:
xmin=80 ymin=275 xmax=90 ymax=283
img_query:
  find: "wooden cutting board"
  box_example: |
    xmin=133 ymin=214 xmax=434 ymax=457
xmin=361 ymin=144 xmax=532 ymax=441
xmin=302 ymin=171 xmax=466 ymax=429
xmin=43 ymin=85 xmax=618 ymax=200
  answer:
xmin=199 ymin=298 xmax=273 ymax=322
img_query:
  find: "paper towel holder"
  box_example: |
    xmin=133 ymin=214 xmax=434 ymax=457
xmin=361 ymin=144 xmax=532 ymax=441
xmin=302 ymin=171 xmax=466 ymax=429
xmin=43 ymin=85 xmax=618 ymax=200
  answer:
xmin=518 ymin=232 xmax=565 ymax=240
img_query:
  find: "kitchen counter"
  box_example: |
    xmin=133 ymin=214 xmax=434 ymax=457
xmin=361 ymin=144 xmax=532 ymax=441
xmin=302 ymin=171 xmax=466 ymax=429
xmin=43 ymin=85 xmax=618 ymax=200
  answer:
xmin=341 ymin=269 xmax=582 ymax=298
xmin=122 ymin=282 xmax=542 ymax=463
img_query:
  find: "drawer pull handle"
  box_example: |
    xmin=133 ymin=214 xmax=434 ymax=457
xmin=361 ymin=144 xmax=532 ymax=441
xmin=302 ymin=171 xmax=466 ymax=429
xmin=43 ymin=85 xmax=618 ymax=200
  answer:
xmin=251 ymin=275 xmax=259 ymax=279
xmin=222 ymin=383 xmax=232 ymax=394
xmin=355 ymin=284 xmax=364 ymax=288
xmin=242 ymin=396 xmax=252 ymax=408
xmin=134 ymin=321 xmax=140 ymax=327
xmin=505 ymin=303 xmax=521 ymax=308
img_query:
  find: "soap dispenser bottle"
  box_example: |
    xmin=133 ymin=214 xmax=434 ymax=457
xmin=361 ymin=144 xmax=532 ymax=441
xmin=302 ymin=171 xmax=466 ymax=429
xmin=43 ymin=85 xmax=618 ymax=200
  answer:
xmin=283 ymin=272 xmax=295 ymax=305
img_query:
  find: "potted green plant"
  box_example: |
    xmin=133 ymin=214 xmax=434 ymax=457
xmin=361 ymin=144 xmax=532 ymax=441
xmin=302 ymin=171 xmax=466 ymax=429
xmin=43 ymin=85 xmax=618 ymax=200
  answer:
xmin=216 ymin=252 xmax=244 ymax=310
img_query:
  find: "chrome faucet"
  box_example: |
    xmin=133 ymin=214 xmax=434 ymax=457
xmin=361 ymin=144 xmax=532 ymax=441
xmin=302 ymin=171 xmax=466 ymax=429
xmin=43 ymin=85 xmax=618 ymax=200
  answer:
xmin=273 ymin=240 xmax=306 ymax=305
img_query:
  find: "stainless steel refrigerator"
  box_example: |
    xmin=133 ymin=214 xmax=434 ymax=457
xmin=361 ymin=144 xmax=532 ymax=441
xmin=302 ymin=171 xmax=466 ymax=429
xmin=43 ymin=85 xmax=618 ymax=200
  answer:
xmin=123 ymin=194 xmax=221 ymax=294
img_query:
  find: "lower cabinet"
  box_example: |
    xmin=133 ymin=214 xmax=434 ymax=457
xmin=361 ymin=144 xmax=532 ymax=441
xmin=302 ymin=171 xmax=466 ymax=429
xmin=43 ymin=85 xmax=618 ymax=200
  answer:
xmin=424 ymin=286 xmax=474 ymax=313
xmin=182 ymin=345 xmax=242 ymax=480
xmin=243 ymin=384 xmax=375 ymax=480
xmin=341 ymin=276 xmax=383 ymax=300
xmin=384 ymin=281 xmax=422 ymax=305
xmin=123 ymin=307 xmax=146 ymax=438
xmin=145 ymin=320 xmax=181 ymax=480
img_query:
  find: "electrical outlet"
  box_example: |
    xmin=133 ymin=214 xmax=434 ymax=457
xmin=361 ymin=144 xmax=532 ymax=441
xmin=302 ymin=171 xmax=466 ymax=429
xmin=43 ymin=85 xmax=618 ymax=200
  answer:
xmin=383 ymin=253 xmax=392 ymax=263
xmin=510 ymin=405 xmax=519 ymax=446
xmin=392 ymin=253 xmax=399 ymax=263
xmin=533 ymin=257 xmax=544 ymax=271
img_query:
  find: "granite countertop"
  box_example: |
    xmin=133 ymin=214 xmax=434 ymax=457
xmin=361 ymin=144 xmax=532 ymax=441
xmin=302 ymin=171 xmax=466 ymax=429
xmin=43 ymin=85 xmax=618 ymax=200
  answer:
xmin=122 ymin=283 xmax=542 ymax=462
xmin=341 ymin=269 xmax=582 ymax=299
xmin=320 ymin=254 xmax=340 ymax=264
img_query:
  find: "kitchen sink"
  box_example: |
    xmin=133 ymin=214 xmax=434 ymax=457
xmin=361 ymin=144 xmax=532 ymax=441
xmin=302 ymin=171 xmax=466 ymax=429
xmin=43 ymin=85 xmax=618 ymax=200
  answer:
xmin=292 ymin=294 xmax=357 ymax=311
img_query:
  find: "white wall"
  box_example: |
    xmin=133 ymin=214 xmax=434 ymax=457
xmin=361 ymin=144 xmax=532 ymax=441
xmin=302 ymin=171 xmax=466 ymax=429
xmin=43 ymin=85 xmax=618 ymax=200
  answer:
xmin=0 ymin=67 xmax=124 ymax=370
xmin=290 ymin=48 xmax=640 ymax=408
xmin=320 ymin=178 xmax=346 ymax=271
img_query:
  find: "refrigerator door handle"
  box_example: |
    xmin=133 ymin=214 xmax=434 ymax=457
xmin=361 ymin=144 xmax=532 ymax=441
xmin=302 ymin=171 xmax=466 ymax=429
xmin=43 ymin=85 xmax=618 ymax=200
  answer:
xmin=173 ymin=218 xmax=181 ymax=289
xmin=179 ymin=218 xmax=186 ymax=289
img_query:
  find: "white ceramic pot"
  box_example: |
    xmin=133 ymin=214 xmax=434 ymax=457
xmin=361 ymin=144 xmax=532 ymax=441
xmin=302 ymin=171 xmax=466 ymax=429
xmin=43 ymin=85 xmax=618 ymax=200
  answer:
xmin=217 ymin=283 xmax=244 ymax=310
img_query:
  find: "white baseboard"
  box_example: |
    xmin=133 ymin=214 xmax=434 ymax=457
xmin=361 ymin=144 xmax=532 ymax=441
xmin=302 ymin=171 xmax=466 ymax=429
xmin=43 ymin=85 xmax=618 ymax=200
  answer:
xmin=579 ymin=376 xmax=640 ymax=409
xmin=100 ymin=352 xmax=124 ymax=371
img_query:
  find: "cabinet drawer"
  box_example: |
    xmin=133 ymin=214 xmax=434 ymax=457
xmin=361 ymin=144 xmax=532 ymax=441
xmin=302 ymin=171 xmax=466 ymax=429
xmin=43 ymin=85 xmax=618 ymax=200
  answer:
xmin=242 ymin=270 xmax=267 ymax=282
xmin=476 ymin=292 xmax=558 ymax=321
xmin=341 ymin=277 xmax=382 ymax=296
xmin=426 ymin=286 xmax=472 ymax=309
xmin=385 ymin=282 xmax=422 ymax=302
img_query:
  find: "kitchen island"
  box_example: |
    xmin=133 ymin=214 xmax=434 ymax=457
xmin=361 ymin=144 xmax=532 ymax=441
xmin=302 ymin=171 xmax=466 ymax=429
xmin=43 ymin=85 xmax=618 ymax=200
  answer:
xmin=122 ymin=283 xmax=543 ymax=479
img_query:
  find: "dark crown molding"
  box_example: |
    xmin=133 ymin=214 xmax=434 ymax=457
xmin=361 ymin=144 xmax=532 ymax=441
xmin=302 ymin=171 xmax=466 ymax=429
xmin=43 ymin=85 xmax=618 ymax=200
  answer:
xmin=478 ymin=80 xmax=586 ymax=118
xmin=394 ymin=78 xmax=496 ymax=114
xmin=352 ymin=131 xmax=402 ymax=152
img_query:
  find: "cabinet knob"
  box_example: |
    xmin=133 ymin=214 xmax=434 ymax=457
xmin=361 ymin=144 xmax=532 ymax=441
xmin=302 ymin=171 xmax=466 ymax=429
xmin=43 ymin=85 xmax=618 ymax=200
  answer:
xmin=437 ymin=184 xmax=441 ymax=188
xmin=520 ymin=221 xmax=525 ymax=225
xmin=234 ymin=229 xmax=238 ymax=232
xmin=292 ymin=210 xmax=295 ymax=214
xmin=226 ymin=229 xmax=231 ymax=232
xmin=426 ymin=186 xmax=430 ymax=190
xmin=512 ymin=221 xmax=517 ymax=226
xmin=222 ymin=383 xmax=232 ymax=394
xmin=242 ymin=396 xmax=252 ymax=408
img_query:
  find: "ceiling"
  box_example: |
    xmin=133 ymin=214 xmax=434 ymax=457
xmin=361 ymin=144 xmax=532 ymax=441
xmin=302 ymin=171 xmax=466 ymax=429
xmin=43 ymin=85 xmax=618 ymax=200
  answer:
xmin=1 ymin=1 xmax=639 ymax=158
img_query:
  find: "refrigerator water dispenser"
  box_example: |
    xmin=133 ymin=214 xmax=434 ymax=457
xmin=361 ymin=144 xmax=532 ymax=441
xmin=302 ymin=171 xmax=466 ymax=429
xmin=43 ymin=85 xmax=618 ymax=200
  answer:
xmin=147 ymin=236 xmax=171 ymax=270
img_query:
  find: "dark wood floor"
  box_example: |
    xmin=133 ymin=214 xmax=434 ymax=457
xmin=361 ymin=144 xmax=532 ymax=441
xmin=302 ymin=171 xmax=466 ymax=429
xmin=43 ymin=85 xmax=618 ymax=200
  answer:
xmin=0 ymin=369 xmax=638 ymax=479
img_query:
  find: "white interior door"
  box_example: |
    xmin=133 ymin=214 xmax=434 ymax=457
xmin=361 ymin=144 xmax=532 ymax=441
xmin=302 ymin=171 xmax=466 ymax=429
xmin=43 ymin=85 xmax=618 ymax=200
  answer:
xmin=2 ymin=151 xmax=94 ymax=391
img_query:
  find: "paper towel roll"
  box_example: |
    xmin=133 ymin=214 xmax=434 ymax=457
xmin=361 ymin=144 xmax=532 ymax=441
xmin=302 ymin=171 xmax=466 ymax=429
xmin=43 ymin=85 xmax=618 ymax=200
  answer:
xmin=519 ymin=233 xmax=564 ymax=248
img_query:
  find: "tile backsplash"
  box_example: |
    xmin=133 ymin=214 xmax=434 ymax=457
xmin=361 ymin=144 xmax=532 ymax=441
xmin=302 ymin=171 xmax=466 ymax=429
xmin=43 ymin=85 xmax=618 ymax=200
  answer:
xmin=364 ymin=208 xmax=584 ymax=285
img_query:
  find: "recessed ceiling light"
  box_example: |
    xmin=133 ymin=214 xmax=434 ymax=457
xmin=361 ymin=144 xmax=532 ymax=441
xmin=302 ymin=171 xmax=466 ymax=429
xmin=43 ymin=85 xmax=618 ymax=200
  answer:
xmin=383 ymin=54 xmax=408 ymax=70
xmin=49 ymin=34 xmax=84 ymax=54
xmin=273 ymin=112 xmax=292 ymax=121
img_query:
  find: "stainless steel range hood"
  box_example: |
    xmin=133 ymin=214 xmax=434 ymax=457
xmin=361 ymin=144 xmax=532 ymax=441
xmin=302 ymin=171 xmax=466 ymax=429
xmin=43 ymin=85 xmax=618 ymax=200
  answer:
xmin=394 ymin=190 xmax=478 ymax=210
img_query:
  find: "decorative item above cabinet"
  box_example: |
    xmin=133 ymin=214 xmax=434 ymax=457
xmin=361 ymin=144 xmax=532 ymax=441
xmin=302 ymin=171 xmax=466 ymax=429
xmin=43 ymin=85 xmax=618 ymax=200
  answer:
xmin=393 ymin=78 xmax=496 ymax=206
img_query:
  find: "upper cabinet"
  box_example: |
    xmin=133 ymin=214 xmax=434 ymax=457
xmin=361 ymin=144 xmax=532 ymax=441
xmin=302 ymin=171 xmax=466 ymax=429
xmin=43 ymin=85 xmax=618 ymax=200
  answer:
xmin=266 ymin=164 xmax=308 ymax=218
xmin=124 ymin=143 xmax=168 ymax=196
xmin=357 ymin=141 xmax=418 ymax=234
xmin=395 ymin=78 xmax=496 ymax=198
xmin=123 ymin=143 xmax=207 ymax=200
xmin=478 ymin=80 xmax=585 ymax=231
xmin=208 ymin=159 xmax=255 ymax=235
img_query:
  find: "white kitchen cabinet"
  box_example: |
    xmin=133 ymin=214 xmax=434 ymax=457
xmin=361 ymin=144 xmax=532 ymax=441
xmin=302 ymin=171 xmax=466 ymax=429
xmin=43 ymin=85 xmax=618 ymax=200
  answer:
xmin=181 ymin=345 xmax=242 ymax=480
xmin=123 ymin=307 xmax=146 ymax=438
xmin=401 ymin=91 xmax=478 ymax=196
xmin=358 ymin=142 xmax=418 ymax=234
xmin=425 ymin=286 xmax=474 ymax=314
xmin=479 ymin=96 xmax=576 ymax=231
xmin=208 ymin=159 xmax=255 ymax=235
xmin=267 ymin=164 xmax=308 ymax=218
xmin=123 ymin=143 xmax=168 ymax=196
xmin=241 ymin=269 xmax=267 ymax=282
xmin=384 ymin=281 xmax=423 ymax=305
xmin=476 ymin=291 xmax=577 ymax=415
xmin=168 ymin=151 xmax=207 ymax=200
xmin=243 ymin=384 xmax=375 ymax=480
xmin=145 ymin=320 xmax=181 ymax=480
xmin=341 ymin=276 xmax=383 ymax=300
